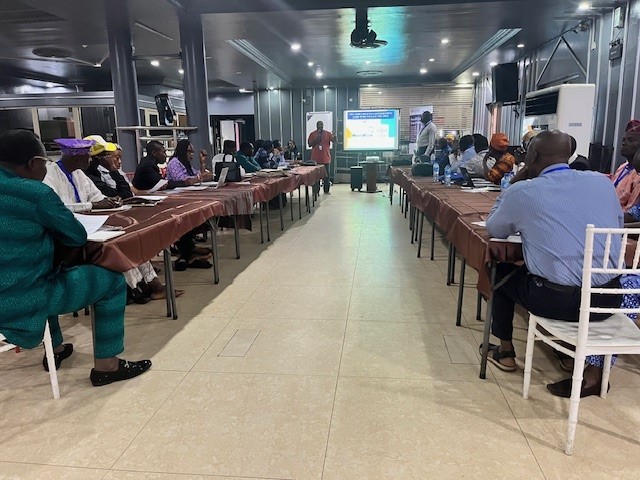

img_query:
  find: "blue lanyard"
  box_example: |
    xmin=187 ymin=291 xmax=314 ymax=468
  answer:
xmin=541 ymin=165 xmax=571 ymax=176
xmin=56 ymin=161 xmax=81 ymax=203
xmin=614 ymin=165 xmax=632 ymax=187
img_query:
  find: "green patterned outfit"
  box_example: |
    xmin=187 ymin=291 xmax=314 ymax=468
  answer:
xmin=0 ymin=166 xmax=126 ymax=358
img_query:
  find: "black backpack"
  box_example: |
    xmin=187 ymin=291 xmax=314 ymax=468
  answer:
xmin=411 ymin=163 xmax=433 ymax=176
xmin=214 ymin=154 xmax=242 ymax=182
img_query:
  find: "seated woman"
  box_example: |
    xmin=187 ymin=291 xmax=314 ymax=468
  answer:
xmin=0 ymin=130 xmax=151 ymax=386
xmin=483 ymin=132 xmax=517 ymax=185
xmin=166 ymin=139 xmax=214 ymax=183
xmin=284 ymin=140 xmax=299 ymax=161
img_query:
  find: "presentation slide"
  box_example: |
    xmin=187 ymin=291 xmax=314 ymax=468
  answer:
xmin=343 ymin=109 xmax=400 ymax=151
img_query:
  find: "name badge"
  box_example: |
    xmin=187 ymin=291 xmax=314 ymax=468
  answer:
xmin=318 ymin=145 xmax=323 ymax=151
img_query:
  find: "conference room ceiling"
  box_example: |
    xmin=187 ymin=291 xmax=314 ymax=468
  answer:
xmin=0 ymin=0 xmax=604 ymax=93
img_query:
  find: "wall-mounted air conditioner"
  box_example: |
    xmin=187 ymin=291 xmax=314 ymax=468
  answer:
xmin=523 ymin=84 xmax=595 ymax=157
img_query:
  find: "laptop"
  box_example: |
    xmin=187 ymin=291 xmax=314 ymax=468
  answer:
xmin=459 ymin=167 xmax=501 ymax=191
xmin=215 ymin=167 xmax=229 ymax=189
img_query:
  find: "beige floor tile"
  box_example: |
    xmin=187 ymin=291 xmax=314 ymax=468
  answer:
xmin=284 ymin=244 xmax=359 ymax=265
xmin=104 ymin=472 xmax=273 ymax=480
xmin=0 ymin=370 xmax=185 ymax=469
xmin=112 ymin=372 xmax=335 ymax=479
xmin=0 ymin=462 xmax=107 ymax=479
xmin=237 ymin=286 xmax=351 ymax=319
xmin=322 ymin=377 xmax=544 ymax=479
xmin=266 ymin=261 xmax=355 ymax=286
xmin=352 ymin=259 xmax=445 ymax=287
xmin=340 ymin=321 xmax=490 ymax=381
xmin=193 ymin=317 xmax=345 ymax=376
xmin=501 ymin=384 xmax=640 ymax=480
xmin=348 ymin=286 xmax=457 ymax=322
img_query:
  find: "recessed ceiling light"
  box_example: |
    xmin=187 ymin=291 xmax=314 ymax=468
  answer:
xmin=315 ymin=70 xmax=323 ymax=78
xmin=178 ymin=68 xmax=184 ymax=74
xmin=81 ymin=44 xmax=88 ymax=48
xmin=239 ymin=88 xmax=251 ymax=93
xmin=268 ymin=86 xmax=274 ymax=90
xmin=490 ymin=61 xmax=498 ymax=67
xmin=365 ymin=60 xmax=371 ymax=64
xmin=323 ymin=85 xmax=328 ymax=89
xmin=150 ymin=60 xmax=160 ymax=67
xmin=45 ymin=82 xmax=55 ymax=88
xmin=291 ymin=43 xmax=301 ymax=51
xmin=419 ymin=68 xmax=427 ymax=74
xmin=517 ymin=43 xmax=525 ymax=48
xmin=307 ymin=61 xmax=314 ymax=67
xmin=378 ymin=91 xmax=382 ymax=95
xmin=441 ymin=38 xmax=450 ymax=44
xmin=472 ymin=72 xmax=480 ymax=76
xmin=578 ymin=2 xmax=591 ymax=11
xmin=236 ymin=71 xmax=241 ymax=75
xmin=367 ymin=84 xmax=373 ymax=87
xmin=428 ymin=58 xmax=435 ymax=62
xmin=93 ymin=63 xmax=101 ymax=68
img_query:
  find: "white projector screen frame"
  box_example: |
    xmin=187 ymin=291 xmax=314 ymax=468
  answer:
xmin=343 ymin=109 xmax=400 ymax=151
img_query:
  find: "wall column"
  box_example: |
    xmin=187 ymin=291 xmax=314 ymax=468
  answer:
xmin=105 ymin=0 xmax=140 ymax=171
xmin=179 ymin=12 xmax=212 ymax=166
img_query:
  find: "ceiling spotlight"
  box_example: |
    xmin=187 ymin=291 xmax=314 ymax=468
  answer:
xmin=377 ymin=91 xmax=382 ymax=95
xmin=93 ymin=63 xmax=102 ymax=68
xmin=323 ymin=85 xmax=328 ymax=89
xmin=367 ymin=84 xmax=373 ymax=87
xmin=472 ymin=72 xmax=480 ymax=76
xmin=178 ymin=68 xmax=184 ymax=74
xmin=236 ymin=71 xmax=242 ymax=75
xmin=45 ymin=82 xmax=55 ymax=88
xmin=307 ymin=61 xmax=314 ymax=67
xmin=578 ymin=2 xmax=591 ymax=10
xmin=517 ymin=43 xmax=525 ymax=48
xmin=490 ymin=61 xmax=498 ymax=67
xmin=441 ymin=38 xmax=450 ymax=44
xmin=315 ymin=70 xmax=323 ymax=78
xmin=291 ymin=43 xmax=301 ymax=51
xmin=268 ymin=86 xmax=275 ymax=90
xmin=150 ymin=60 xmax=160 ymax=67
xmin=81 ymin=44 xmax=88 ymax=48
xmin=239 ymin=88 xmax=251 ymax=93
xmin=428 ymin=58 xmax=435 ymax=62
xmin=365 ymin=60 xmax=371 ymax=64
xmin=419 ymin=68 xmax=427 ymax=74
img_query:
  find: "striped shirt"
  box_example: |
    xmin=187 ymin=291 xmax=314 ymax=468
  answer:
xmin=487 ymin=164 xmax=623 ymax=287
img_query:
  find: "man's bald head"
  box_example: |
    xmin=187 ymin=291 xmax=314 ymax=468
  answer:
xmin=525 ymin=130 xmax=572 ymax=178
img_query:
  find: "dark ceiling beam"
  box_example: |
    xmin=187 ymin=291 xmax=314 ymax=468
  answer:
xmin=187 ymin=0 xmax=498 ymax=14
xmin=0 ymin=65 xmax=70 ymax=86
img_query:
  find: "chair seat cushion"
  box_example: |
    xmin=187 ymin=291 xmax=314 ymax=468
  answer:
xmin=531 ymin=312 xmax=640 ymax=348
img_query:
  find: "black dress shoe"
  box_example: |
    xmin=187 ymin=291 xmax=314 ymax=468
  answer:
xmin=127 ymin=287 xmax=151 ymax=305
xmin=547 ymin=377 xmax=610 ymax=398
xmin=90 ymin=358 xmax=152 ymax=387
xmin=43 ymin=343 xmax=73 ymax=372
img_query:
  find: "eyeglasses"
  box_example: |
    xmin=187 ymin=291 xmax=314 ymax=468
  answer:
xmin=34 ymin=155 xmax=53 ymax=164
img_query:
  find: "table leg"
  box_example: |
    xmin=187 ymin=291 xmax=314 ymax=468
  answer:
xmin=479 ymin=262 xmax=497 ymax=379
xmin=207 ymin=218 xmax=220 ymax=284
xmin=404 ymin=193 xmax=408 ymax=219
xmin=163 ymin=248 xmax=178 ymax=319
xmin=417 ymin=212 xmax=424 ymax=258
xmin=298 ymin=187 xmax=302 ymax=219
xmin=163 ymin=248 xmax=173 ymax=318
xmin=448 ymin=246 xmax=456 ymax=285
xmin=476 ymin=292 xmax=483 ymax=321
xmin=410 ymin=207 xmax=415 ymax=245
xmin=400 ymin=188 xmax=404 ymax=213
xmin=258 ymin=203 xmax=264 ymax=244
xmin=389 ymin=181 xmax=394 ymax=205
xmin=414 ymin=210 xmax=420 ymax=242
xmin=265 ymin=202 xmax=271 ymax=242
xmin=305 ymin=186 xmax=311 ymax=213
xmin=233 ymin=215 xmax=240 ymax=259
xmin=430 ymin=221 xmax=435 ymax=261
xmin=447 ymin=244 xmax=454 ymax=285
xmin=456 ymin=258 xmax=467 ymax=327
xmin=278 ymin=193 xmax=284 ymax=231
xmin=290 ymin=191 xmax=294 ymax=221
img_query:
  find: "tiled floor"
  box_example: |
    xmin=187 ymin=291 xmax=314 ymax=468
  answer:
xmin=2 ymin=184 xmax=640 ymax=480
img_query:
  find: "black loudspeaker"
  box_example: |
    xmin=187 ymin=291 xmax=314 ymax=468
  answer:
xmin=154 ymin=93 xmax=175 ymax=127
xmin=492 ymin=63 xmax=519 ymax=103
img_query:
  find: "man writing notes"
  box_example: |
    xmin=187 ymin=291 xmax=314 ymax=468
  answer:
xmin=308 ymin=120 xmax=335 ymax=194
xmin=0 ymin=130 xmax=151 ymax=386
xmin=485 ymin=130 xmax=623 ymax=398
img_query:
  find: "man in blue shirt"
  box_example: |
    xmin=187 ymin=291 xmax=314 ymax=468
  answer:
xmin=486 ymin=130 xmax=623 ymax=397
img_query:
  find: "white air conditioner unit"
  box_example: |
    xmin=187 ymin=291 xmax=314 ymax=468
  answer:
xmin=523 ymin=84 xmax=595 ymax=157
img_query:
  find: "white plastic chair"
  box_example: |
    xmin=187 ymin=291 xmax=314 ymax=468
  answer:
xmin=522 ymin=224 xmax=640 ymax=455
xmin=0 ymin=320 xmax=60 ymax=399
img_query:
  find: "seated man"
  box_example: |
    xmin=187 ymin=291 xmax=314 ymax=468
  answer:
xmin=212 ymin=140 xmax=238 ymax=171
xmin=236 ymin=141 xmax=261 ymax=173
xmin=486 ymin=130 xmax=623 ymax=398
xmin=0 ymin=130 xmax=151 ymax=386
xmin=465 ymin=133 xmax=489 ymax=177
xmin=85 ymin=139 xmax=134 ymax=199
xmin=132 ymin=141 xmax=212 ymax=270
xmin=568 ymin=136 xmax=590 ymax=171
xmin=449 ymin=135 xmax=476 ymax=173
xmin=44 ymin=138 xmax=171 ymax=302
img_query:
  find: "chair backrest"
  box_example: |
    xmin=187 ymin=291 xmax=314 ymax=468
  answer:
xmin=579 ymin=225 xmax=640 ymax=328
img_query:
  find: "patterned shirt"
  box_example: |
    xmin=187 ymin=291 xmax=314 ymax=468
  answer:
xmin=166 ymin=157 xmax=200 ymax=182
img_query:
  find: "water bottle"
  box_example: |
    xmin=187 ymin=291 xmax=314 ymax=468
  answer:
xmin=444 ymin=165 xmax=452 ymax=187
xmin=500 ymin=172 xmax=512 ymax=191
xmin=432 ymin=161 xmax=440 ymax=183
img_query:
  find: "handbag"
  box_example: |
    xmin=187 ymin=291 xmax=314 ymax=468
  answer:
xmin=411 ymin=163 xmax=433 ymax=176
xmin=214 ymin=154 xmax=242 ymax=182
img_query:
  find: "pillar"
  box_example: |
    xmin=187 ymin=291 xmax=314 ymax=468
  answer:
xmin=105 ymin=0 xmax=141 ymax=171
xmin=179 ymin=12 xmax=212 ymax=168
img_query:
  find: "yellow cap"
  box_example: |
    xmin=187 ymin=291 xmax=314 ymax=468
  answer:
xmin=84 ymin=135 xmax=117 ymax=156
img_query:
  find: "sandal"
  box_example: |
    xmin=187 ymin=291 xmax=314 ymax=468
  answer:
xmin=150 ymin=289 xmax=185 ymax=300
xmin=192 ymin=246 xmax=212 ymax=256
xmin=480 ymin=343 xmax=517 ymax=372
xmin=174 ymin=259 xmax=188 ymax=271
xmin=187 ymin=258 xmax=213 ymax=269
